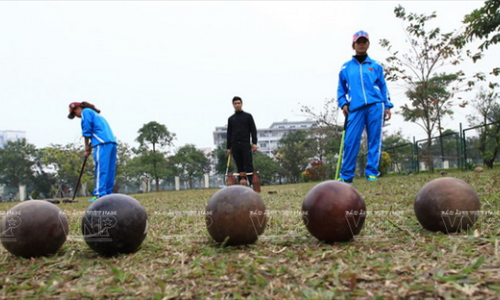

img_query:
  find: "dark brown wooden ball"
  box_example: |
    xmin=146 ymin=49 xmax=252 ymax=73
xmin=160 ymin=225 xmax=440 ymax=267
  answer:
xmin=206 ymin=186 xmax=266 ymax=246
xmin=1 ymin=200 xmax=69 ymax=258
xmin=414 ymin=177 xmax=480 ymax=233
xmin=82 ymin=194 xmax=148 ymax=256
xmin=302 ymin=181 xmax=366 ymax=243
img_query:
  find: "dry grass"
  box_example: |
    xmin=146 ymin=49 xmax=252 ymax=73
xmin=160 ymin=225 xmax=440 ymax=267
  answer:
xmin=1 ymin=170 xmax=500 ymax=299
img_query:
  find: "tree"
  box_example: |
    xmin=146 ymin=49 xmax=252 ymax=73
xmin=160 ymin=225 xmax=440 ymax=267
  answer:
xmin=402 ymin=73 xmax=458 ymax=170
xmin=380 ymin=6 xmax=469 ymax=172
xmin=124 ymin=154 xmax=154 ymax=193
xmin=467 ymin=87 xmax=500 ymax=168
xmin=211 ymin=142 xmax=237 ymax=176
xmin=427 ymin=74 xmax=459 ymax=140
xmin=172 ymin=144 xmax=210 ymax=189
xmin=300 ymin=98 xmax=342 ymax=160
xmin=378 ymin=152 xmax=392 ymax=176
xmin=462 ymin=0 xmax=500 ymax=77
xmin=140 ymin=151 xmax=170 ymax=191
xmin=31 ymin=160 xmax=56 ymax=199
xmin=38 ymin=143 xmax=92 ymax=197
xmin=300 ymin=98 xmax=343 ymax=177
xmin=464 ymin=135 xmax=484 ymax=167
xmin=114 ymin=142 xmax=136 ymax=193
xmin=300 ymin=98 xmax=340 ymax=129
xmin=274 ymin=131 xmax=315 ymax=183
xmin=136 ymin=121 xmax=175 ymax=191
xmin=383 ymin=130 xmax=412 ymax=150
xmin=253 ymin=151 xmax=281 ymax=185
xmin=0 ymin=139 xmax=36 ymax=188
xmin=431 ymin=129 xmax=460 ymax=164
xmin=303 ymin=160 xmax=327 ymax=182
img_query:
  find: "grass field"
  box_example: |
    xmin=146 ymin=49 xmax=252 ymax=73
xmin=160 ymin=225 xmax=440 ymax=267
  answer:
xmin=1 ymin=171 xmax=500 ymax=299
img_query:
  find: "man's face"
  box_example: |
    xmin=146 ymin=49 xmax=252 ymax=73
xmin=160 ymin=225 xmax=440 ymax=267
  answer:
xmin=233 ymin=100 xmax=242 ymax=112
xmin=353 ymin=37 xmax=370 ymax=55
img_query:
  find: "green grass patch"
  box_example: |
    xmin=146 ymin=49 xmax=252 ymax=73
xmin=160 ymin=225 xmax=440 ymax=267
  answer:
xmin=1 ymin=171 xmax=500 ymax=298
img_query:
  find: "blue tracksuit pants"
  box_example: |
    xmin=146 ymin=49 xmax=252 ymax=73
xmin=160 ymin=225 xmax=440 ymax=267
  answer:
xmin=340 ymin=102 xmax=385 ymax=181
xmin=93 ymin=143 xmax=117 ymax=197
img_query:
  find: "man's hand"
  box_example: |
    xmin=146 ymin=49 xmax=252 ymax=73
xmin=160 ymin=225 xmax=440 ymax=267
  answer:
xmin=85 ymin=144 xmax=92 ymax=157
xmin=252 ymin=144 xmax=258 ymax=153
xmin=227 ymin=149 xmax=231 ymax=156
xmin=342 ymin=105 xmax=349 ymax=117
xmin=385 ymin=109 xmax=391 ymax=121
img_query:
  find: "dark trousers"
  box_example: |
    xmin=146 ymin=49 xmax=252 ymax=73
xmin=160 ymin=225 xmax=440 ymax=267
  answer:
xmin=231 ymin=142 xmax=254 ymax=185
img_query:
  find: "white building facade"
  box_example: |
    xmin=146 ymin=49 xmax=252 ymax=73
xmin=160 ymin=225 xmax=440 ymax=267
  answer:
xmin=0 ymin=130 xmax=26 ymax=148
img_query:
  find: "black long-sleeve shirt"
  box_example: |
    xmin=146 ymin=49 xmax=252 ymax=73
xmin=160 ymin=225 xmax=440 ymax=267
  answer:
xmin=227 ymin=111 xmax=257 ymax=149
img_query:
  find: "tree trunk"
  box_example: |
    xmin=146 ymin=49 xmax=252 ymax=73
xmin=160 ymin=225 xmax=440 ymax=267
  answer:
xmin=81 ymin=182 xmax=88 ymax=196
xmin=437 ymin=108 xmax=445 ymax=162
xmin=426 ymin=135 xmax=434 ymax=173
xmin=484 ymin=159 xmax=494 ymax=169
xmin=153 ymin=142 xmax=159 ymax=191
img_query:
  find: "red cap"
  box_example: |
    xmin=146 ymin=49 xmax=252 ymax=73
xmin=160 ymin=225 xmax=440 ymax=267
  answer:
xmin=68 ymin=102 xmax=81 ymax=119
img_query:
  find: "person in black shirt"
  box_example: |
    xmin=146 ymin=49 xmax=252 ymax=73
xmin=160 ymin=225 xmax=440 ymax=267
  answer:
xmin=227 ymin=96 xmax=258 ymax=185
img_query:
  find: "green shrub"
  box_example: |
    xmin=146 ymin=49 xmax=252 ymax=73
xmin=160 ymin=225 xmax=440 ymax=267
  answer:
xmin=379 ymin=151 xmax=391 ymax=176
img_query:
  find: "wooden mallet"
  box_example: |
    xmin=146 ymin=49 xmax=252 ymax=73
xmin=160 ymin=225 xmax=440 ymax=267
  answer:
xmin=225 ymin=155 xmax=235 ymax=186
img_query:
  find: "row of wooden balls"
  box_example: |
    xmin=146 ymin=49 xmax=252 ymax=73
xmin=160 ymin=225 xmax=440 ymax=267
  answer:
xmin=0 ymin=177 xmax=480 ymax=257
xmin=206 ymin=177 xmax=480 ymax=245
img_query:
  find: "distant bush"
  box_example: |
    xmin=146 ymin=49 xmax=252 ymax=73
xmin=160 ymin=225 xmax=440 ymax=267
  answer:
xmin=302 ymin=161 xmax=327 ymax=182
xmin=379 ymin=151 xmax=391 ymax=176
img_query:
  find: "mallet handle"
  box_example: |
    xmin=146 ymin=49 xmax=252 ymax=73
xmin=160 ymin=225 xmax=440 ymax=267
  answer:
xmin=335 ymin=115 xmax=348 ymax=180
xmin=72 ymin=156 xmax=88 ymax=201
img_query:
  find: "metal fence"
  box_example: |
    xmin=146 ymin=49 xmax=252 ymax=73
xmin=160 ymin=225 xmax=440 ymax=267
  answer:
xmin=378 ymin=122 xmax=500 ymax=174
xmin=413 ymin=131 xmax=461 ymax=172
xmin=383 ymin=142 xmax=414 ymax=173
xmin=461 ymin=122 xmax=500 ymax=169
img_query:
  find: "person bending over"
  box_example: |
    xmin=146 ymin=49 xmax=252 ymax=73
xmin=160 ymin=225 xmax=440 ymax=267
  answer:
xmin=68 ymin=101 xmax=117 ymax=201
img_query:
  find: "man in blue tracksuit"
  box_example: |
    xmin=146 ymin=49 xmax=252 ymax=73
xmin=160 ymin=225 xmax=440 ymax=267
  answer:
xmin=68 ymin=102 xmax=117 ymax=201
xmin=337 ymin=30 xmax=393 ymax=183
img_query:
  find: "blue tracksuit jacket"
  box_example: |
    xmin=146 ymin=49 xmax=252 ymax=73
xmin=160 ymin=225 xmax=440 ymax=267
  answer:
xmin=337 ymin=56 xmax=393 ymax=180
xmin=81 ymin=108 xmax=117 ymax=197
xmin=81 ymin=108 xmax=117 ymax=146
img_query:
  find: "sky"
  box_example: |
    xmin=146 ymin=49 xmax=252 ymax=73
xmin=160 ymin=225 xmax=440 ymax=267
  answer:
xmin=0 ymin=1 xmax=498 ymax=152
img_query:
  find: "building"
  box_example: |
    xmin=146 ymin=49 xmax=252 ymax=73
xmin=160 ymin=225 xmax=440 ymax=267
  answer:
xmin=0 ymin=130 xmax=27 ymax=201
xmin=0 ymin=130 xmax=26 ymax=148
xmin=213 ymin=119 xmax=316 ymax=158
